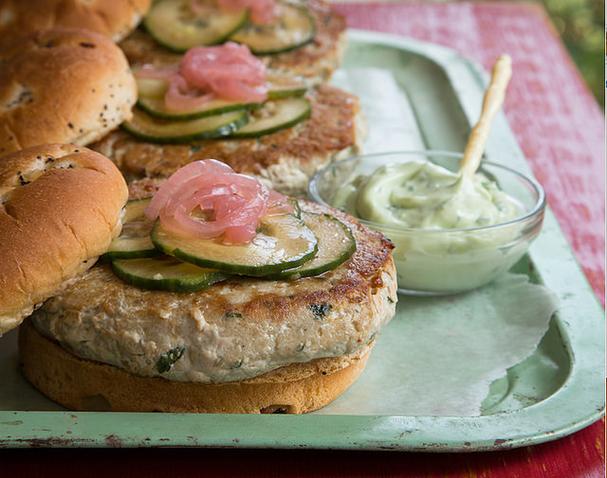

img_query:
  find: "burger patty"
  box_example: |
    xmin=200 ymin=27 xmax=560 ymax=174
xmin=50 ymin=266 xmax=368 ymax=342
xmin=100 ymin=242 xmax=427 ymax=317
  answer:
xmin=92 ymin=85 xmax=364 ymax=196
xmin=31 ymin=195 xmax=397 ymax=385
xmin=120 ymin=0 xmax=347 ymax=84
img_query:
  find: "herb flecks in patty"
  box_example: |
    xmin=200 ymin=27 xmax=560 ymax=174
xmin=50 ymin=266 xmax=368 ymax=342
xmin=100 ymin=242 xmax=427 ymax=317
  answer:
xmin=309 ymin=303 xmax=331 ymax=320
xmin=156 ymin=345 xmax=185 ymax=373
xmin=224 ymin=311 xmax=243 ymax=319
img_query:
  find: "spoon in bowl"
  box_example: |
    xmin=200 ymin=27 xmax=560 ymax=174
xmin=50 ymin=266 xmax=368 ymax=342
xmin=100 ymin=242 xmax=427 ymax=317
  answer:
xmin=459 ymin=54 xmax=512 ymax=179
xmin=393 ymin=54 xmax=513 ymax=210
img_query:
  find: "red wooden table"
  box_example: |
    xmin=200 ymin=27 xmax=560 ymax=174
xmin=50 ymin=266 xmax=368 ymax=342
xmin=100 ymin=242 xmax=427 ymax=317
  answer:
xmin=2 ymin=2 xmax=604 ymax=477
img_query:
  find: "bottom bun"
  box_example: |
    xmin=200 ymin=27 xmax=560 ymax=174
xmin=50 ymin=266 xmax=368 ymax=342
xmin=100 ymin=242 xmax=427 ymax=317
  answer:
xmin=19 ymin=321 xmax=370 ymax=414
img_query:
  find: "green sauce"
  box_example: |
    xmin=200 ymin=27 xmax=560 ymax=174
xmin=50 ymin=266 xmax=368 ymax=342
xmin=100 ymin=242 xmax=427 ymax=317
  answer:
xmin=332 ymin=160 xmax=528 ymax=293
xmin=333 ymin=161 xmax=521 ymax=230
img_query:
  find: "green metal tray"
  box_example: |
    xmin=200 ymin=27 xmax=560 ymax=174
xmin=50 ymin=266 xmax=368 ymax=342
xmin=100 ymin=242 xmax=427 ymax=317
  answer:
xmin=0 ymin=30 xmax=603 ymax=451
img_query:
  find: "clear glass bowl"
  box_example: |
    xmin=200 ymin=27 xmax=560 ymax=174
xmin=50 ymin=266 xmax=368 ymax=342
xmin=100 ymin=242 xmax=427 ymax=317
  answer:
xmin=309 ymin=151 xmax=546 ymax=295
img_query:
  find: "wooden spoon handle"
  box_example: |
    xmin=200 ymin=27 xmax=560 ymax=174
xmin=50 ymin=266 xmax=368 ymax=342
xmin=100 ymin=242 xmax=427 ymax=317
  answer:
xmin=460 ymin=55 xmax=512 ymax=178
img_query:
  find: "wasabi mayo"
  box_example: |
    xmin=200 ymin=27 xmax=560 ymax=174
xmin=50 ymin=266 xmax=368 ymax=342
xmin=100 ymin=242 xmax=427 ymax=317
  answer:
xmin=332 ymin=160 xmax=528 ymax=293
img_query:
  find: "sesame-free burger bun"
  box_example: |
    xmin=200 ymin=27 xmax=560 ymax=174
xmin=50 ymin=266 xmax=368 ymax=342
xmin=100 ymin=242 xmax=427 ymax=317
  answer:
xmin=0 ymin=0 xmax=151 ymax=44
xmin=0 ymin=144 xmax=128 ymax=336
xmin=0 ymin=28 xmax=137 ymax=156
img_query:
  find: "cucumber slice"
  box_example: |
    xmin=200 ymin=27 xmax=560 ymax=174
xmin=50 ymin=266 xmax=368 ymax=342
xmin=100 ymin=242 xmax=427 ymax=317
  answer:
xmin=137 ymin=96 xmax=259 ymax=121
xmin=135 ymin=75 xmax=306 ymax=120
xmin=103 ymin=199 xmax=158 ymax=260
xmin=267 ymin=86 xmax=307 ymax=100
xmin=152 ymin=214 xmax=318 ymax=276
xmin=266 ymin=75 xmax=308 ymax=100
xmin=230 ymin=97 xmax=310 ymax=138
xmin=111 ymin=257 xmax=226 ymax=292
xmin=230 ymin=4 xmax=315 ymax=55
xmin=122 ymin=108 xmax=248 ymax=143
xmin=136 ymin=76 xmax=306 ymax=101
xmin=271 ymin=213 xmax=356 ymax=279
xmin=144 ymin=0 xmax=248 ymax=52
xmin=136 ymin=77 xmax=168 ymax=98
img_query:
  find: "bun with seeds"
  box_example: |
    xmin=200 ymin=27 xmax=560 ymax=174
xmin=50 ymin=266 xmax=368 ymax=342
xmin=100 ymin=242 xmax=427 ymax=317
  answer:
xmin=0 ymin=28 xmax=137 ymax=156
xmin=0 ymin=144 xmax=128 ymax=336
xmin=0 ymin=0 xmax=151 ymax=44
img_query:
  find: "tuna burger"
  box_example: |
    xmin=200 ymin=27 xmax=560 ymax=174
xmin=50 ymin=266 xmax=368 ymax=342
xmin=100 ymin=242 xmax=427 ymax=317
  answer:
xmin=20 ymin=160 xmax=397 ymax=413
xmin=92 ymin=40 xmax=364 ymax=197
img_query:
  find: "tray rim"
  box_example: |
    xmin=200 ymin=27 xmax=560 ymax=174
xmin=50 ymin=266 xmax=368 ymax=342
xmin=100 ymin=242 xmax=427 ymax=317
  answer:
xmin=0 ymin=29 xmax=604 ymax=451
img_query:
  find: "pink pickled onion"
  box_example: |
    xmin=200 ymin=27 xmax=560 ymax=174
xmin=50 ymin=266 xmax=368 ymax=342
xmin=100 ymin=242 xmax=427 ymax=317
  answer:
xmin=145 ymin=160 xmax=232 ymax=219
xmin=180 ymin=43 xmax=268 ymax=102
xmin=164 ymin=75 xmax=215 ymax=112
xmin=145 ymin=160 xmax=292 ymax=244
xmin=134 ymin=43 xmax=268 ymax=112
xmin=218 ymin=0 xmax=276 ymax=24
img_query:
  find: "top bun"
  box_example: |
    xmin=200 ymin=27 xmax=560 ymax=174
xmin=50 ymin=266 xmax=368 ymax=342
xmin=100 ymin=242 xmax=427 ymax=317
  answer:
xmin=0 ymin=0 xmax=151 ymax=44
xmin=0 ymin=28 xmax=137 ymax=156
xmin=0 ymin=144 xmax=128 ymax=336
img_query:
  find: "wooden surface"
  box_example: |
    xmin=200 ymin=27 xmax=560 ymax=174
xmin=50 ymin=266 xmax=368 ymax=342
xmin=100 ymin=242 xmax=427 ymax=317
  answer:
xmin=1 ymin=2 xmax=604 ymax=476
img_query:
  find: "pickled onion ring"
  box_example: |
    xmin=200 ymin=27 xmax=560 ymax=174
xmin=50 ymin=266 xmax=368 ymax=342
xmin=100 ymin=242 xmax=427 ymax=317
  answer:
xmin=180 ymin=43 xmax=268 ymax=102
xmin=145 ymin=160 xmax=292 ymax=244
xmin=164 ymin=75 xmax=215 ymax=112
xmin=145 ymin=160 xmax=231 ymax=219
xmin=135 ymin=43 xmax=268 ymax=111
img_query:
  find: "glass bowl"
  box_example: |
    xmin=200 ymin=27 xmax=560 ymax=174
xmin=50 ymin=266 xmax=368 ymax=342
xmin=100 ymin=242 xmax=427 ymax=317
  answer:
xmin=309 ymin=151 xmax=546 ymax=295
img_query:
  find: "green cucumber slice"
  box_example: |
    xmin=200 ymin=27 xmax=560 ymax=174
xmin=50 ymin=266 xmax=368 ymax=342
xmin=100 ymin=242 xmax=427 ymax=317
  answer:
xmin=134 ymin=75 xmax=306 ymax=120
xmin=267 ymin=86 xmax=307 ymax=100
xmin=137 ymin=96 xmax=259 ymax=121
xmin=111 ymin=256 xmax=226 ymax=292
xmin=122 ymin=108 xmax=248 ymax=143
xmin=144 ymin=0 xmax=248 ymax=52
xmin=271 ymin=213 xmax=356 ymax=279
xmin=103 ymin=199 xmax=158 ymax=260
xmin=230 ymin=97 xmax=310 ymax=138
xmin=136 ymin=77 xmax=168 ymax=98
xmin=266 ymin=75 xmax=308 ymax=100
xmin=136 ymin=76 xmax=306 ymax=100
xmin=152 ymin=214 xmax=318 ymax=276
xmin=230 ymin=4 xmax=315 ymax=55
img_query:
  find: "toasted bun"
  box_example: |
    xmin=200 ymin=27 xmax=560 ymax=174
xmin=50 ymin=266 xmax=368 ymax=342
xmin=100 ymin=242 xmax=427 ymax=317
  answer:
xmin=0 ymin=144 xmax=128 ymax=335
xmin=0 ymin=28 xmax=137 ymax=156
xmin=20 ymin=321 xmax=369 ymax=413
xmin=0 ymin=0 xmax=151 ymax=43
